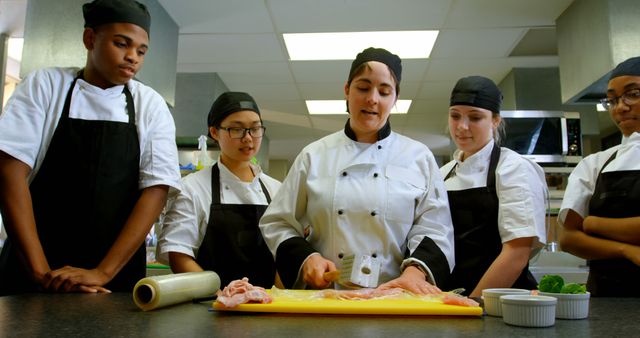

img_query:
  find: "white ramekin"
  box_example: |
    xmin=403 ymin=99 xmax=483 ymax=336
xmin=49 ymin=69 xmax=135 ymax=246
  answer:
xmin=500 ymin=295 xmax=557 ymax=327
xmin=481 ymin=288 xmax=531 ymax=317
xmin=539 ymin=291 xmax=590 ymax=319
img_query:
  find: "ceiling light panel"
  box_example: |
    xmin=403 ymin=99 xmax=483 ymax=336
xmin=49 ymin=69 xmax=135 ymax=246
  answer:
xmin=284 ymin=31 xmax=439 ymax=60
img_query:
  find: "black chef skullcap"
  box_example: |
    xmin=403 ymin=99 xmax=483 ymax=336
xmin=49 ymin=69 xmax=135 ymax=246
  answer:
xmin=450 ymin=75 xmax=503 ymax=115
xmin=349 ymin=47 xmax=402 ymax=83
xmin=207 ymin=92 xmax=261 ymax=132
xmin=609 ymin=56 xmax=640 ymax=80
xmin=83 ymin=0 xmax=151 ymax=35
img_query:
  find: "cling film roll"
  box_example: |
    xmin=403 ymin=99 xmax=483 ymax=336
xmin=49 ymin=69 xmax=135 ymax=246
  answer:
xmin=133 ymin=271 xmax=221 ymax=311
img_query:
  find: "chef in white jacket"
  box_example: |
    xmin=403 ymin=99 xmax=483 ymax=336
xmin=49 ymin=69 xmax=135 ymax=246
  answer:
xmin=259 ymin=47 xmax=454 ymax=294
xmin=440 ymin=76 xmax=546 ymax=297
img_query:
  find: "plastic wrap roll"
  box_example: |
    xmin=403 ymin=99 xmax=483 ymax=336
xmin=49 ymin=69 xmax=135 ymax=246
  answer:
xmin=133 ymin=271 xmax=221 ymax=311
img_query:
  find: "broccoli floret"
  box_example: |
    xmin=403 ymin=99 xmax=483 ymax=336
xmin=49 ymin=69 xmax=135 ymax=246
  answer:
xmin=560 ymin=283 xmax=587 ymax=294
xmin=538 ymin=274 xmax=564 ymax=293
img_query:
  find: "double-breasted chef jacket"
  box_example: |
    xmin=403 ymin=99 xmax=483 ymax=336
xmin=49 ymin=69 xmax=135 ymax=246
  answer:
xmin=560 ymin=132 xmax=640 ymax=296
xmin=259 ymin=121 xmax=455 ymax=289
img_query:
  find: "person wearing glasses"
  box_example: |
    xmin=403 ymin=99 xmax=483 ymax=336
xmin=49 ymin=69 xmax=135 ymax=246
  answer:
xmin=259 ymin=48 xmax=454 ymax=294
xmin=559 ymin=56 xmax=640 ymax=297
xmin=440 ymin=76 xmax=547 ymax=297
xmin=157 ymin=92 xmax=281 ymax=288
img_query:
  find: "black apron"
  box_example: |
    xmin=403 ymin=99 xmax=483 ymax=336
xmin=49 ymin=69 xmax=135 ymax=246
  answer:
xmin=0 ymin=73 xmax=144 ymax=295
xmin=444 ymin=145 xmax=537 ymax=295
xmin=586 ymin=151 xmax=640 ymax=297
xmin=195 ymin=163 xmax=276 ymax=288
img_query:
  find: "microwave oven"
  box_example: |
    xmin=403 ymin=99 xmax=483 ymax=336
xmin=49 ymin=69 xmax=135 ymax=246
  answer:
xmin=501 ymin=111 xmax=582 ymax=164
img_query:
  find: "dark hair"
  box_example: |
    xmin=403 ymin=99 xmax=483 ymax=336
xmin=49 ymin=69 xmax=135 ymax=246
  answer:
xmin=347 ymin=62 xmax=401 ymax=95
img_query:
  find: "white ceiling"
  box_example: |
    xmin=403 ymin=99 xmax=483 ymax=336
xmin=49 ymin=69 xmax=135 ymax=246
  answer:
xmin=158 ymin=0 xmax=575 ymax=161
xmin=2 ymin=0 xmax=576 ymax=161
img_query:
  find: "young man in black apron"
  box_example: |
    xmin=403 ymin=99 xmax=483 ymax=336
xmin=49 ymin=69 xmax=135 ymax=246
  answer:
xmin=157 ymin=92 xmax=281 ymax=288
xmin=0 ymin=0 xmax=181 ymax=295
xmin=560 ymin=57 xmax=640 ymax=297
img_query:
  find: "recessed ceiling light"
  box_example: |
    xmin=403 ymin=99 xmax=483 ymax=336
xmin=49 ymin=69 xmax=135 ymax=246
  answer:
xmin=284 ymin=31 xmax=438 ymax=60
xmin=306 ymin=100 xmax=411 ymax=115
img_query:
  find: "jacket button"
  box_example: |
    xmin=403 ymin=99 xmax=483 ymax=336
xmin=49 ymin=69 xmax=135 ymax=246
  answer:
xmin=370 ymin=211 xmax=377 ymax=216
xmin=338 ymin=253 xmax=344 ymax=259
xmin=338 ymin=209 xmax=344 ymax=215
xmin=342 ymin=171 xmax=347 ymax=176
xmin=377 ymin=145 xmax=382 ymax=149
xmin=373 ymin=173 xmax=378 ymax=178
xmin=372 ymin=253 xmax=377 ymax=258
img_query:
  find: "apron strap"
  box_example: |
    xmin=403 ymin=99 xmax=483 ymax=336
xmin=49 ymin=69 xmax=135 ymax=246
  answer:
xmin=598 ymin=151 xmax=618 ymax=176
xmin=123 ymin=84 xmax=135 ymax=124
xmin=486 ymin=143 xmax=501 ymax=193
xmin=61 ymin=74 xmax=81 ymax=119
xmin=211 ymin=163 xmax=222 ymax=204
xmin=444 ymin=163 xmax=457 ymax=181
xmin=258 ymin=178 xmax=271 ymax=203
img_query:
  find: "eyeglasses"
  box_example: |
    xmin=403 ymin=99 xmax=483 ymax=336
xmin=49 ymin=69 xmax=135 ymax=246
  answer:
xmin=599 ymin=88 xmax=640 ymax=111
xmin=218 ymin=126 xmax=266 ymax=139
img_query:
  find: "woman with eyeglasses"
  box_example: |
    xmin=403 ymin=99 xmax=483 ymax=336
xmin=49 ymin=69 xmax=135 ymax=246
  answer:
xmin=259 ymin=48 xmax=454 ymax=294
xmin=157 ymin=92 xmax=281 ymax=288
xmin=559 ymin=56 xmax=640 ymax=297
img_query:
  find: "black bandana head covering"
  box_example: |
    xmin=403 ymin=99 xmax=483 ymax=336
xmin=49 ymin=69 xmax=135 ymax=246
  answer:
xmin=207 ymin=92 xmax=261 ymax=134
xmin=609 ymin=56 xmax=640 ymax=80
xmin=83 ymin=0 xmax=151 ymax=35
xmin=450 ymin=75 xmax=502 ymax=115
xmin=348 ymin=47 xmax=402 ymax=83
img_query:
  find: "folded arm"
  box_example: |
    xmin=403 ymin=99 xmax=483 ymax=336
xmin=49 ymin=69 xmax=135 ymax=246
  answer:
xmin=583 ymin=215 xmax=640 ymax=245
xmin=560 ymin=209 xmax=640 ymax=266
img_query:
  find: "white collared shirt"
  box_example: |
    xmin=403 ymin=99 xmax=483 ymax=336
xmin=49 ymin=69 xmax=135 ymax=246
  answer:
xmin=157 ymin=159 xmax=281 ymax=264
xmin=559 ymin=132 xmax=640 ymax=224
xmin=440 ymin=140 xmax=547 ymax=249
xmin=0 ymin=67 xmax=181 ymax=191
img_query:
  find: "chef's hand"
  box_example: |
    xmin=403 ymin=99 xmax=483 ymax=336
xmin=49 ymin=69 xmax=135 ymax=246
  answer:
xmin=42 ymin=266 xmax=112 ymax=293
xmin=302 ymin=253 xmax=336 ymax=289
xmin=377 ymin=266 xmax=441 ymax=295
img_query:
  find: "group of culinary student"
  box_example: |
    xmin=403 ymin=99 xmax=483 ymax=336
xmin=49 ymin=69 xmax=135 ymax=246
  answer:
xmin=0 ymin=0 xmax=638 ymax=299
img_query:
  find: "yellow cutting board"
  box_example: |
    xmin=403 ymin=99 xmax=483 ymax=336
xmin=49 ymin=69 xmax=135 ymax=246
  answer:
xmin=213 ymin=289 xmax=483 ymax=316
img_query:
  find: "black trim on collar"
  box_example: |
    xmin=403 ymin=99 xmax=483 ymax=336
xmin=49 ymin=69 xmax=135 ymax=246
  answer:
xmin=343 ymin=119 xmax=392 ymax=142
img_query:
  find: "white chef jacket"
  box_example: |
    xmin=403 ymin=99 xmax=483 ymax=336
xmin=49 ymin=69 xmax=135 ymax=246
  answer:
xmin=559 ymin=132 xmax=640 ymax=224
xmin=157 ymin=159 xmax=281 ymax=265
xmin=0 ymin=67 xmax=181 ymax=191
xmin=259 ymin=130 xmax=455 ymax=287
xmin=440 ymin=140 xmax=547 ymax=251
